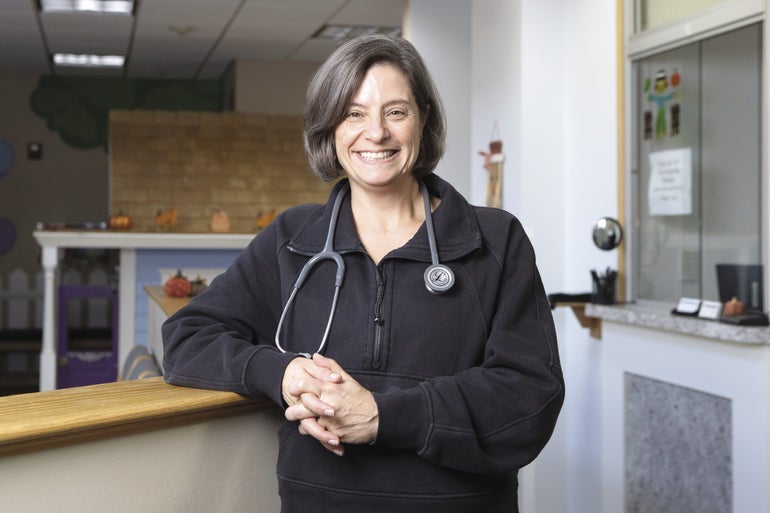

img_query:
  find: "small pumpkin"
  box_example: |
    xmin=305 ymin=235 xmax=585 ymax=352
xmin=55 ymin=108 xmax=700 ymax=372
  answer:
xmin=109 ymin=211 xmax=133 ymax=230
xmin=163 ymin=270 xmax=192 ymax=298
xmin=189 ymin=275 xmax=208 ymax=297
xmin=210 ymin=209 xmax=231 ymax=233
xmin=154 ymin=208 xmax=178 ymax=231
xmin=255 ymin=209 xmax=278 ymax=230
xmin=722 ymin=297 xmax=745 ymax=316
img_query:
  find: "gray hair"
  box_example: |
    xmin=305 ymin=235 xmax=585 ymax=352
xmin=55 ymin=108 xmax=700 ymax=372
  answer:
xmin=302 ymin=34 xmax=446 ymax=181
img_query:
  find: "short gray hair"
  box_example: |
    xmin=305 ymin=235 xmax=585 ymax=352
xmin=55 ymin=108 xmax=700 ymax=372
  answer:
xmin=302 ymin=35 xmax=446 ymax=182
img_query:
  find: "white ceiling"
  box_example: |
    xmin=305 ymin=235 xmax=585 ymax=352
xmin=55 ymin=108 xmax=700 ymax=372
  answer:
xmin=0 ymin=0 xmax=406 ymax=79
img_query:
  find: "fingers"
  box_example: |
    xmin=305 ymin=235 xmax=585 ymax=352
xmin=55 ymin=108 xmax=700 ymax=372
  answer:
xmin=285 ymin=392 xmax=335 ymax=420
xmin=282 ymin=354 xmax=371 ymax=455
xmin=297 ymin=418 xmax=344 ymax=457
xmin=282 ymin=356 xmax=340 ymax=407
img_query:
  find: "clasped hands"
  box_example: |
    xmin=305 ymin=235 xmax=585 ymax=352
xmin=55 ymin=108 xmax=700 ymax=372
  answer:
xmin=282 ymin=353 xmax=379 ymax=457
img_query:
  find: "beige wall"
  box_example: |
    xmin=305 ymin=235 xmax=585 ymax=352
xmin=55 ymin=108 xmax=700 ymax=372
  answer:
xmin=109 ymin=110 xmax=333 ymax=233
xmin=0 ymin=408 xmax=284 ymax=513
xmin=229 ymin=59 xmax=319 ymax=115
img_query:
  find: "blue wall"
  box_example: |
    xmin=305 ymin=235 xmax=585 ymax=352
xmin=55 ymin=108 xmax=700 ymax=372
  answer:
xmin=134 ymin=249 xmax=242 ymax=346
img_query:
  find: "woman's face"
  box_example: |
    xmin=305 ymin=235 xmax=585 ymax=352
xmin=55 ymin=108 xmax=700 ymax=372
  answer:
xmin=334 ymin=63 xmax=423 ymax=191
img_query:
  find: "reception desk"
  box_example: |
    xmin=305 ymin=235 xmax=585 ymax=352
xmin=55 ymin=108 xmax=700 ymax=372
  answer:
xmin=585 ymin=303 xmax=770 ymax=513
xmin=33 ymin=231 xmax=254 ymax=391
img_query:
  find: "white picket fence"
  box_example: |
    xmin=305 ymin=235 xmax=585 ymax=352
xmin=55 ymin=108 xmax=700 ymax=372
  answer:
xmin=0 ymin=267 xmax=113 ymax=332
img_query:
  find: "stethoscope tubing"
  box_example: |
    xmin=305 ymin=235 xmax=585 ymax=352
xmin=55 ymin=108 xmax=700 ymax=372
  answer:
xmin=274 ymin=179 xmax=453 ymax=357
xmin=274 ymin=183 xmax=349 ymax=358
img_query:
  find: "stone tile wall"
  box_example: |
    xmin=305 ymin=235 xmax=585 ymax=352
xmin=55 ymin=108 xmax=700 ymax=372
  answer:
xmin=109 ymin=110 xmax=333 ymax=233
xmin=625 ymin=372 xmax=732 ymax=513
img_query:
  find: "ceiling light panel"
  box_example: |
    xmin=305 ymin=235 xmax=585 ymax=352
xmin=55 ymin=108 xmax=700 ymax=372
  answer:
xmin=53 ymin=53 xmax=125 ymax=67
xmin=39 ymin=0 xmax=135 ymax=15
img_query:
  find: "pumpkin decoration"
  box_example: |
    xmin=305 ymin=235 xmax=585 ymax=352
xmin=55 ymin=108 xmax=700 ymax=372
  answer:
xmin=108 ymin=211 xmax=133 ymax=230
xmin=210 ymin=208 xmax=231 ymax=233
xmin=163 ymin=270 xmax=191 ymax=298
xmin=255 ymin=209 xmax=278 ymax=230
xmin=722 ymin=297 xmax=745 ymax=316
xmin=189 ymin=275 xmax=208 ymax=297
xmin=154 ymin=208 xmax=178 ymax=231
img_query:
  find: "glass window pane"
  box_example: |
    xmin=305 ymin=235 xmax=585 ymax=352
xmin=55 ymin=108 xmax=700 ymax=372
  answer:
xmin=633 ymin=23 xmax=762 ymax=305
xmin=637 ymin=0 xmax=734 ymax=32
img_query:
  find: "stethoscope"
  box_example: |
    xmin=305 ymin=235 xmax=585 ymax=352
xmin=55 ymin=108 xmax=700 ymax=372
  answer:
xmin=274 ymin=179 xmax=455 ymax=358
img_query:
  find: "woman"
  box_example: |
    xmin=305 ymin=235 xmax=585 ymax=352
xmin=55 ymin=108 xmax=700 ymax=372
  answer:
xmin=163 ymin=34 xmax=563 ymax=512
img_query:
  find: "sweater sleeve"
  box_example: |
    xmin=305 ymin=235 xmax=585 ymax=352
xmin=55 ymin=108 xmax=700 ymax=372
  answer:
xmin=372 ymin=217 xmax=564 ymax=475
xmin=161 ymin=222 xmax=297 ymax=406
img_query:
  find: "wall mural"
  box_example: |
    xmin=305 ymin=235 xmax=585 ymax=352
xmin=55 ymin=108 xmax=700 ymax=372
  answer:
xmin=29 ymin=76 xmax=223 ymax=150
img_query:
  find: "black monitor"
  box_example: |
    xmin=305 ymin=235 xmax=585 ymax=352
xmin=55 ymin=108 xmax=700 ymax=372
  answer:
xmin=716 ymin=264 xmax=764 ymax=312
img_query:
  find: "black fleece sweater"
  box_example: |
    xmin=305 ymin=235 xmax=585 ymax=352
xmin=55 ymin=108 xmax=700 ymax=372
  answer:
xmin=162 ymin=174 xmax=564 ymax=513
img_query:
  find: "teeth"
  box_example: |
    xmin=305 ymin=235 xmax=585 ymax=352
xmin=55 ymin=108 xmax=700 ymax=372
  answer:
xmin=359 ymin=151 xmax=394 ymax=160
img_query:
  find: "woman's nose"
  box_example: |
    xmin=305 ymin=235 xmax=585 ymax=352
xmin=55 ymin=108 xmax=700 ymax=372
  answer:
xmin=364 ymin=115 xmax=388 ymax=141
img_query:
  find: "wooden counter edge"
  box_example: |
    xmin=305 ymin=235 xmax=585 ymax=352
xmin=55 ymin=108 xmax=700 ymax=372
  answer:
xmin=144 ymin=284 xmax=191 ymax=318
xmin=0 ymin=377 xmax=274 ymax=457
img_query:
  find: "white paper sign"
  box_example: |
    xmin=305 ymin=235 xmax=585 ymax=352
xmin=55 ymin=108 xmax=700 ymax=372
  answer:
xmin=698 ymin=300 xmax=723 ymax=320
xmin=675 ymin=297 xmax=701 ymax=314
xmin=648 ymin=148 xmax=692 ymax=216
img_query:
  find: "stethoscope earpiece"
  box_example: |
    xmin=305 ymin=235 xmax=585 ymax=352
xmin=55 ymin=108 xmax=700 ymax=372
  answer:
xmin=424 ymin=264 xmax=454 ymax=294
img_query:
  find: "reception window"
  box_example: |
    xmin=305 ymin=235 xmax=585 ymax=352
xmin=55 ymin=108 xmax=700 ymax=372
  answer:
xmin=630 ymin=22 xmax=763 ymax=305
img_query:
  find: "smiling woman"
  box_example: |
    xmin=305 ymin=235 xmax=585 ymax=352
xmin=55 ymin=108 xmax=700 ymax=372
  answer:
xmin=162 ymin=34 xmax=563 ymax=513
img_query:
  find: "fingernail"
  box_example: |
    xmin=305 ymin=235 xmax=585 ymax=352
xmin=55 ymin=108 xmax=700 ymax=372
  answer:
xmin=330 ymin=373 xmax=341 ymax=381
xmin=327 ymin=439 xmax=339 ymax=446
xmin=324 ymin=408 xmax=334 ymax=416
xmin=333 ymin=449 xmax=344 ymax=457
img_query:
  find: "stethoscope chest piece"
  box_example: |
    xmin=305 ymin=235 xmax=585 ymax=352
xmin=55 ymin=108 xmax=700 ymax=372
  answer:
xmin=424 ymin=263 xmax=454 ymax=294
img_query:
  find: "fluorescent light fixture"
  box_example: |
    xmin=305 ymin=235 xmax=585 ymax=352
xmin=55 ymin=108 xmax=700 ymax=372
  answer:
xmin=40 ymin=0 xmax=135 ymax=15
xmin=314 ymin=24 xmax=402 ymax=41
xmin=53 ymin=53 xmax=125 ymax=68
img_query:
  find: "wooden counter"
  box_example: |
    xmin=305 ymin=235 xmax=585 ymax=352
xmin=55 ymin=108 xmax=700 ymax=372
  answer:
xmin=0 ymin=377 xmax=282 ymax=512
xmin=0 ymin=377 xmax=268 ymax=457
xmin=144 ymin=285 xmax=191 ymax=318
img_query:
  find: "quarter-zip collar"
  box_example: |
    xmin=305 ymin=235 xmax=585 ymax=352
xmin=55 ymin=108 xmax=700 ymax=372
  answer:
xmin=288 ymin=174 xmax=483 ymax=263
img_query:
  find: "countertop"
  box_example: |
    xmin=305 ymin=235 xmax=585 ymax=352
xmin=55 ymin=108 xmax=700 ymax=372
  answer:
xmin=585 ymin=302 xmax=770 ymax=345
xmin=33 ymin=230 xmax=254 ymax=249
xmin=144 ymin=285 xmax=191 ymax=318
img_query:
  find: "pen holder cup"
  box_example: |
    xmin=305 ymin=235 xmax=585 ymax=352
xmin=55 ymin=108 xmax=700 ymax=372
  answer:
xmin=591 ymin=272 xmax=617 ymax=305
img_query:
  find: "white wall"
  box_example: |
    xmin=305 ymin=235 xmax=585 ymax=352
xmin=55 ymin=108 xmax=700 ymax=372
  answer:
xmin=404 ymin=0 xmax=472 ymax=198
xmin=467 ymin=1 xmax=620 ymax=512
xmin=558 ymin=2 xmax=619 ymax=511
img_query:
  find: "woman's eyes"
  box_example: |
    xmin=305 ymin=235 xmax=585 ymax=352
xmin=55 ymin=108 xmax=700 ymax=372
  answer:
xmin=344 ymin=108 xmax=409 ymax=120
